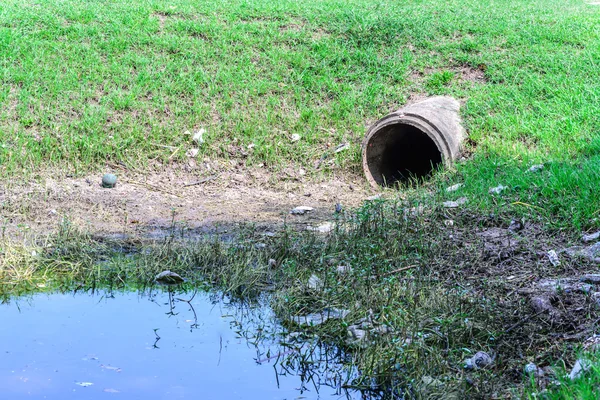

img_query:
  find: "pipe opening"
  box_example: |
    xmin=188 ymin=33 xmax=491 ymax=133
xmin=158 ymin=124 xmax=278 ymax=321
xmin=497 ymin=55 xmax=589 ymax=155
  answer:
xmin=365 ymin=123 xmax=443 ymax=187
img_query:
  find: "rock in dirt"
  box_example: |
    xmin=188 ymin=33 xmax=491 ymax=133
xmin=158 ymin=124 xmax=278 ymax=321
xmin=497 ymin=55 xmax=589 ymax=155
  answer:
xmin=583 ymin=231 xmax=600 ymax=243
xmin=564 ymin=242 xmax=600 ymax=263
xmin=443 ymin=197 xmax=468 ymax=208
xmin=489 ymin=184 xmax=508 ymax=195
xmin=547 ymin=250 xmax=561 ymax=266
xmin=464 ymin=351 xmax=494 ymax=370
xmin=155 ymin=270 xmax=184 ymax=285
xmin=290 ymin=308 xmax=350 ymax=326
xmin=101 ymin=174 xmax=117 ymax=188
xmin=290 ymin=206 xmax=314 ymax=215
xmin=446 ymin=183 xmax=463 ymax=192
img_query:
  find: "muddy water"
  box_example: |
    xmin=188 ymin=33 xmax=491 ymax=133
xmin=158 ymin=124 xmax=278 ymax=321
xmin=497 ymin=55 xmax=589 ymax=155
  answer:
xmin=0 ymin=289 xmax=361 ymax=400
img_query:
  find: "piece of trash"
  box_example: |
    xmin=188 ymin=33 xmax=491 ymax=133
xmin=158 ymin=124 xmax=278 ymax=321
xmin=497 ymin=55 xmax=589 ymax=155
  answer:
xmin=291 ymin=134 xmax=301 ymax=142
xmin=528 ymin=164 xmax=544 ymax=173
xmin=524 ymin=363 xmax=538 ymax=375
xmin=290 ymin=308 xmax=350 ymax=326
xmin=336 ymin=265 xmax=352 ymax=274
xmin=307 ymin=274 xmax=324 ymax=291
xmin=103 ymin=388 xmax=120 ymax=393
xmin=443 ymin=197 xmax=468 ymax=208
xmin=48 ymin=209 xmax=57 ymax=216
xmin=308 ymin=222 xmax=334 ymax=233
xmin=75 ymin=382 xmax=94 ymax=387
xmin=155 ymin=270 xmax=184 ymax=284
xmin=101 ymin=173 xmax=117 ymax=188
xmin=186 ymin=148 xmax=199 ymax=158
xmin=335 ymin=203 xmax=342 ymax=213
xmin=583 ymin=231 xmax=600 ymax=243
xmin=268 ymin=259 xmax=277 ymax=269
xmin=290 ymin=206 xmax=314 ymax=215
xmin=489 ymin=184 xmax=507 ymax=195
xmin=569 ymin=358 xmax=592 ymax=380
xmin=334 ymin=143 xmax=349 ymax=153
xmin=444 ymin=219 xmax=454 ymax=227
xmin=446 ymin=183 xmax=463 ymax=192
xmin=247 ymin=143 xmax=255 ymax=149
xmin=464 ymin=351 xmax=494 ymax=370
xmin=192 ymin=128 xmax=205 ymax=145
xmin=366 ymin=194 xmax=382 ymax=201
xmin=547 ymin=250 xmax=561 ymax=266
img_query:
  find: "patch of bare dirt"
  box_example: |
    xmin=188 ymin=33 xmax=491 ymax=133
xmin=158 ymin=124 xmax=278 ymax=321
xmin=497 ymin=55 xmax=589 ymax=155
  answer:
xmin=0 ymin=166 xmax=376 ymax=239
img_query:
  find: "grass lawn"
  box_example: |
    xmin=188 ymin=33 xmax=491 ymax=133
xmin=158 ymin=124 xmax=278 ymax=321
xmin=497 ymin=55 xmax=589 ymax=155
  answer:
xmin=1 ymin=0 xmax=599 ymax=227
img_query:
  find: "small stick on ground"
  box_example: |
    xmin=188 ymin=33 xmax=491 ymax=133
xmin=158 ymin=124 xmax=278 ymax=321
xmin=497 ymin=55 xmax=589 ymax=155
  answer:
xmin=184 ymin=175 xmax=218 ymax=187
xmin=383 ymin=265 xmax=417 ymax=277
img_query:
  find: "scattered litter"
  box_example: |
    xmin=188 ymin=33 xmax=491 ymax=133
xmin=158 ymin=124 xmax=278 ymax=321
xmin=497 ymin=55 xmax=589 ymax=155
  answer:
xmin=290 ymin=308 xmax=350 ymax=326
xmin=291 ymin=134 xmax=301 ymax=142
xmin=308 ymin=222 xmax=334 ymax=234
xmin=366 ymin=194 xmax=382 ymax=201
xmin=186 ymin=148 xmax=199 ymax=158
xmin=464 ymin=351 xmax=494 ymax=370
xmin=489 ymin=184 xmax=507 ymax=195
xmin=336 ymin=265 xmax=352 ymax=274
xmin=101 ymin=174 xmax=117 ymax=189
xmin=547 ymin=250 xmax=561 ymax=266
xmin=446 ymin=183 xmax=463 ymax=192
xmin=192 ymin=128 xmax=205 ymax=145
xmin=290 ymin=206 xmax=314 ymax=215
xmin=75 ymin=382 xmax=94 ymax=387
xmin=443 ymin=197 xmax=468 ymax=208
xmin=334 ymin=143 xmax=349 ymax=153
xmin=528 ymin=164 xmax=544 ymax=173
xmin=307 ymin=274 xmax=324 ymax=291
xmin=583 ymin=231 xmax=600 ymax=243
xmin=155 ymin=270 xmax=184 ymax=285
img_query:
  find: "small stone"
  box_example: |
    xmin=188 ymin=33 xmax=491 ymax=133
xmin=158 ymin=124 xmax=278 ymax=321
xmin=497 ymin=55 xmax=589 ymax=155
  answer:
xmin=547 ymin=250 xmax=561 ymax=266
xmin=101 ymin=174 xmax=117 ymax=188
xmin=291 ymin=134 xmax=301 ymax=142
xmin=290 ymin=206 xmax=314 ymax=215
xmin=155 ymin=270 xmax=184 ymax=285
xmin=489 ymin=184 xmax=508 ymax=195
xmin=443 ymin=197 xmax=468 ymax=208
xmin=446 ymin=183 xmax=463 ymax=192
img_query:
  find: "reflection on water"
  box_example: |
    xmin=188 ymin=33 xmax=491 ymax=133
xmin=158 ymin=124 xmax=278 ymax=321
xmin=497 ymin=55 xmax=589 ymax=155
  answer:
xmin=0 ymin=288 xmax=370 ymax=400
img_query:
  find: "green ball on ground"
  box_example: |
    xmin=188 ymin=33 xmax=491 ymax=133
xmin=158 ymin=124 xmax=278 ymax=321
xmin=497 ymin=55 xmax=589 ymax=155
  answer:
xmin=102 ymin=173 xmax=117 ymax=188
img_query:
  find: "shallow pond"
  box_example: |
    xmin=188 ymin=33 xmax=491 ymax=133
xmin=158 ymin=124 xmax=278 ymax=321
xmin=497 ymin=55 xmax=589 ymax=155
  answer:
xmin=0 ymin=288 xmax=364 ymax=399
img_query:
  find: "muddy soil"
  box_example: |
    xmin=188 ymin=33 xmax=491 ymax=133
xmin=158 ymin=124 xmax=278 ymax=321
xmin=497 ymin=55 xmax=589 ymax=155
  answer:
xmin=0 ymin=166 xmax=378 ymax=239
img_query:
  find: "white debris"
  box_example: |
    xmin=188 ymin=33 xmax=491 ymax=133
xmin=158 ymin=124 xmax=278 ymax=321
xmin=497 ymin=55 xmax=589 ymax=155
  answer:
xmin=192 ymin=128 xmax=206 ymax=145
xmin=307 ymin=274 xmax=324 ymax=291
xmin=583 ymin=231 xmax=600 ymax=243
xmin=247 ymin=143 xmax=255 ymax=149
xmin=528 ymin=164 xmax=544 ymax=173
xmin=290 ymin=308 xmax=350 ymax=326
xmin=443 ymin=197 xmax=468 ymax=208
xmin=186 ymin=148 xmax=199 ymax=158
xmin=75 ymin=382 xmax=94 ymax=387
xmin=569 ymin=358 xmax=592 ymax=380
xmin=308 ymin=222 xmax=334 ymax=234
xmin=155 ymin=270 xmax=184 ymax=284
xmin=446 ymin=183 xmax=463 ymax=192
xmin=291 ymin=134 xmax=301 ymax=142
xmin=334 ymin=143 xmax=349 ymax=153
xmin=336 ymin=265 xmax=353 ymax=274
xmin=444 ymin=219 xmax=454 ymax=227
xmin=547 ymin=250 xmax=561 ymax=267
xmin=464 ymin=351 xmax=494 ymax=370
xmin=489 ymin=184 xmax=508 ymax=195
xmin=290 ymin=206 xmax=314 ymax=215
xmin=366 ymin=194 xmax=382 ymax=201
xmin=524 ymin=363 xmax=538 ymax=374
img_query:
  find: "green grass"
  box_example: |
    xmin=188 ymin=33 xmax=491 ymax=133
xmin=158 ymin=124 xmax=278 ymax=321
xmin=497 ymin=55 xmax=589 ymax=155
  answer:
xmin=1 ymin=1 xmax=599 ymax=188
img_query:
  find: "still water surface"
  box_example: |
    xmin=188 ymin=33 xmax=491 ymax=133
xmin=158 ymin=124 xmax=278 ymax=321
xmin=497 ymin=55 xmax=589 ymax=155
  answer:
xmin=0 ymin=289 xmax=359 ymax=400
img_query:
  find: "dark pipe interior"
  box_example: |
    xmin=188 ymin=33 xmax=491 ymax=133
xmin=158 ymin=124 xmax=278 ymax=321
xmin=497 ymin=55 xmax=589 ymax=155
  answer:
xmin=366 ymin=123 xmax=442 ymax=186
